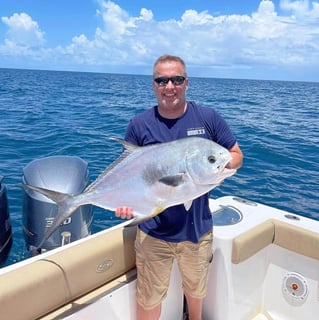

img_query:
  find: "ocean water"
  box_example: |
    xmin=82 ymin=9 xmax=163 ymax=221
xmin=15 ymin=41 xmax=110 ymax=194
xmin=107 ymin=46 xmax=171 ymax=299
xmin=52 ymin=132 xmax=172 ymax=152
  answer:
xmin=0 ymin=68 xmax=318 ymax=267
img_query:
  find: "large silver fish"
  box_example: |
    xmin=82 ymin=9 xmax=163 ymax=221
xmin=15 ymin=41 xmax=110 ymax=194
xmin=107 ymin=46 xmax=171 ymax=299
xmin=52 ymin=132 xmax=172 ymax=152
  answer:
xmin=22 ymin=137 xmax=236 ymax=249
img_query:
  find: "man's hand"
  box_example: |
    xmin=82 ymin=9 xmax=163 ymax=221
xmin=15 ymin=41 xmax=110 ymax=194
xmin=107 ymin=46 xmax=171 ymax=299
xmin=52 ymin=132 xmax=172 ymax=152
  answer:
xmin=115 ymin=206 xmax=134 ymax=219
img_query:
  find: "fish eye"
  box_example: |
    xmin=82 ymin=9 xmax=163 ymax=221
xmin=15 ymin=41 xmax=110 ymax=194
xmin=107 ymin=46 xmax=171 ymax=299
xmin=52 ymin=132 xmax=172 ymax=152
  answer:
xmin=208 ymin=155 xmax=216 ymax=164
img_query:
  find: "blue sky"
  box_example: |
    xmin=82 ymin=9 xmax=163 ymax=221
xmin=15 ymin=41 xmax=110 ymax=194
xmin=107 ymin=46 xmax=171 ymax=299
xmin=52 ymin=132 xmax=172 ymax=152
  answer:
xmin=1 ymin=0 xmax=318 ymax=81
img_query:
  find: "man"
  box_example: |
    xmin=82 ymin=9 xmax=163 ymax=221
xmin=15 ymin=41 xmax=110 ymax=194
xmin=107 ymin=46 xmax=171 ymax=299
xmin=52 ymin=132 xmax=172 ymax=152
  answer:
xmin=116 ymin=55 xmax=243 ymax=320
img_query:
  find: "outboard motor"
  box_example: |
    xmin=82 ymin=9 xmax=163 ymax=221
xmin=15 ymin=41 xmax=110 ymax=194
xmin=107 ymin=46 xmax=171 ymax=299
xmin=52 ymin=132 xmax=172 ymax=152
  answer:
xmin=0 ymin=175 xmax=13 ymax=265
xmin=22 ymin=156 xmax=93 ymax=254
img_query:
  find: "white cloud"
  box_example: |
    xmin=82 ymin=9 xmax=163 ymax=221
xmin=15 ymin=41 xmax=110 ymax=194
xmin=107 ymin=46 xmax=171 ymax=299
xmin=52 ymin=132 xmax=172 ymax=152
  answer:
xmin=96 ymin=0 xmax=135 ymax=39
xmin=280 ymin=0 xmax=319 ymax=19
xmin=0 ymin=0 xmax=319 ymax=80
xmin=180 ymin=9 xmax=216 ymax=26
xmin=1 ymin=12 xmax=45 ymax=47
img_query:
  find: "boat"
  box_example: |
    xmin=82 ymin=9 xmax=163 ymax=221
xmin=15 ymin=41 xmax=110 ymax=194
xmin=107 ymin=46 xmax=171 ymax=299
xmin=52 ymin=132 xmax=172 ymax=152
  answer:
xmin=0 ymin=175 xmax=12 ymax=266
xmin=0 ymin=195 xmax=318 ymax=320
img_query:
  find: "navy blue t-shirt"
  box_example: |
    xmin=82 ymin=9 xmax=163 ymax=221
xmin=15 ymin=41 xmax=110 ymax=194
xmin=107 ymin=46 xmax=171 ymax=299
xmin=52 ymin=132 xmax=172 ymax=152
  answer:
xmin=125 ymin=101 xmax=237 ymax=243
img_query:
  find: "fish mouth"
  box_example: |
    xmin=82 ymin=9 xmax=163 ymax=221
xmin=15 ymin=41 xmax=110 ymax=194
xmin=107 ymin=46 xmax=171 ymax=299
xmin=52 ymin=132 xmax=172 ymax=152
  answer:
xmin=223 ymin=167 xmax=236 ymax=172
xmin=220 ymin=166 xmax=237 ymax=178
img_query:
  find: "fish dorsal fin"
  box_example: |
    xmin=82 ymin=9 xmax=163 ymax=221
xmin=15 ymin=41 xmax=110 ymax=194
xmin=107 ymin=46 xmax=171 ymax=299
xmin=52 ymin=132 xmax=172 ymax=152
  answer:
xmin=106 ymin=138 xmax=139 ymax=170
xmin=109 ymin=137 xmax=139 ymax=153
xmin=85 ymin=138 xmax=139 ymax=192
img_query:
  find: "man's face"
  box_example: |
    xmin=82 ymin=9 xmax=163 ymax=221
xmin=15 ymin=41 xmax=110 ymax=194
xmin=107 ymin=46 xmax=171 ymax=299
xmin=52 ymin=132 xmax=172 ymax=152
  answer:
xmin=153 ymin=61 xmax=188 ymax=114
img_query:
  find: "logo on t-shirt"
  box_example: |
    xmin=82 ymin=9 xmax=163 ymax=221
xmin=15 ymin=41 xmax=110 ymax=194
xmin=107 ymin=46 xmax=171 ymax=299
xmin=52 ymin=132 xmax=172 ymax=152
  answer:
xmin=187 ymin=127 xmax=206 ymax=136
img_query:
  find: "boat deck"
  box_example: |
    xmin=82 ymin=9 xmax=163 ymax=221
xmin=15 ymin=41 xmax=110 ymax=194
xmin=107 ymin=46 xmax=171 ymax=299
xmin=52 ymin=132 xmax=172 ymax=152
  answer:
xmin=0 ymin=196 xmax=318 ymax=320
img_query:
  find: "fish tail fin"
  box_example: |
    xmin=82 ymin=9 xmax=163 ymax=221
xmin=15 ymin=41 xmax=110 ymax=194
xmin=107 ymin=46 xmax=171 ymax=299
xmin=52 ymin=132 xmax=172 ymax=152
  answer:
xmin=21 ymin=183 xmax=72 ymax=204
xmin=21 ymin=183 xmax=79 ymax=249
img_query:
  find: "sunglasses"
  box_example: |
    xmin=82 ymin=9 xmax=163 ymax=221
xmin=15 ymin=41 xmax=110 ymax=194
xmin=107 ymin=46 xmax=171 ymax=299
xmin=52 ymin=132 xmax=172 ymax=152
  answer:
xmin=153 ymin=76 xmax=186 ymax=86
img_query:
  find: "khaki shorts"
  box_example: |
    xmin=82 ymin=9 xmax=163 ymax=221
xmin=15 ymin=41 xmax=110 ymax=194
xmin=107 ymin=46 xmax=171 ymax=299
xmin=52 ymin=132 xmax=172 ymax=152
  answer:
xmin=135 ymin=229 xmax=213 ymax=310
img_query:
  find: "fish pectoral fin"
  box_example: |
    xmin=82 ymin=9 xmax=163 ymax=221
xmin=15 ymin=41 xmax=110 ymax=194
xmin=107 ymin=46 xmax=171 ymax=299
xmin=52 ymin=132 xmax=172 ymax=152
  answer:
xmin=184 ymin=200 xmax=193 ymax=211
xmin=159 ymin=172 xmax=185 ymax=187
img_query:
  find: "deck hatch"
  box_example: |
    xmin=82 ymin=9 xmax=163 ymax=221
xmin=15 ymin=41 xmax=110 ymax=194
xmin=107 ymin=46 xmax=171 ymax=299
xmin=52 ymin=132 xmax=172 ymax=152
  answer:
xmin=212 ymin=205 xmax=242 ymax=226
